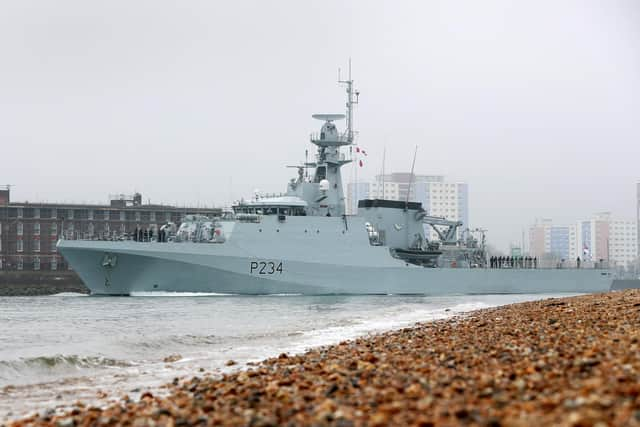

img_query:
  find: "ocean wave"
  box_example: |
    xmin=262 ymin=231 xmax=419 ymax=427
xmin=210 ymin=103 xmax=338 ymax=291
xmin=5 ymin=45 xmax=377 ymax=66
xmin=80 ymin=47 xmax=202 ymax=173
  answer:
xmin=131 ymin=334 xmax=223 ymax=350
xmin=0 ymin=355 xmax=131 ymax=383
xmin=259 ymin=293 xmax=303 ymax=297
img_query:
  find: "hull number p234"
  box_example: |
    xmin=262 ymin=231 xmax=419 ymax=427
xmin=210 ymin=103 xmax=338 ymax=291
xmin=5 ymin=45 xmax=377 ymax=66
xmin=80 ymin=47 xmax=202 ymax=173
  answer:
xmin=250 ymin=261 xmax=283 ymax=275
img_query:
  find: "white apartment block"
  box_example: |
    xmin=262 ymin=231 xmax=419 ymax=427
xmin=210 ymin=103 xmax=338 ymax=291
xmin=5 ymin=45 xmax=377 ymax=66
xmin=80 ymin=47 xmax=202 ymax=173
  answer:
xmin=608 ymin=218 xmax=637 ymax=270
xmin=346 ymin=173 xmax=469 ymax=240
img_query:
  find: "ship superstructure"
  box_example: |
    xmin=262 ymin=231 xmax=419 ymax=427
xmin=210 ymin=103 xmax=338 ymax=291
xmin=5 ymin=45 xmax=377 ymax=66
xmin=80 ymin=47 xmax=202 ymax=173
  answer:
xmin=58 ymin=70 xmax=614 ymax=295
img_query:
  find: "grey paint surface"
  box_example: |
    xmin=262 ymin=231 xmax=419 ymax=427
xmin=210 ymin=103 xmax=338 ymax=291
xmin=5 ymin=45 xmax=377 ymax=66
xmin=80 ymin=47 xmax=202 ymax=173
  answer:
xmin=58 ymin=215 xmax=612 ymax=296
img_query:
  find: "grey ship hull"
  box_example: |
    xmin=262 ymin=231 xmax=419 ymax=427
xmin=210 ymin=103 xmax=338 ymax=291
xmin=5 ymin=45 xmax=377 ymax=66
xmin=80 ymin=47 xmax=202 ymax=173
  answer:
xmin=58 ymin=216 xmax=613 ymax=296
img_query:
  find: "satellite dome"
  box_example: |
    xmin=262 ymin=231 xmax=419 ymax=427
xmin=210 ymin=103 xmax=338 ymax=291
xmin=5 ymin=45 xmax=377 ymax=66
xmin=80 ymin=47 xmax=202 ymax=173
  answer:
xmin=319 ymin=179 xmax=330 ymax=192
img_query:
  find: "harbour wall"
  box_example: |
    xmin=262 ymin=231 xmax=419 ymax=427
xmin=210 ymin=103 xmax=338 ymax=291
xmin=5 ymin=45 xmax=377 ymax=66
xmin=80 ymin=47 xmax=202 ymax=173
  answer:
xmin=0 ymin=271 xmax=88 ymax=296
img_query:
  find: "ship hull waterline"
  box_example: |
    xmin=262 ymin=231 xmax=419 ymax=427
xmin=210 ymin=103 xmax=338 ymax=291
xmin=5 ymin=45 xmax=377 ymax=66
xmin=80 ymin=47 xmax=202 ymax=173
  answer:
xmin=58 ymin=240 xmax=613 ymax=296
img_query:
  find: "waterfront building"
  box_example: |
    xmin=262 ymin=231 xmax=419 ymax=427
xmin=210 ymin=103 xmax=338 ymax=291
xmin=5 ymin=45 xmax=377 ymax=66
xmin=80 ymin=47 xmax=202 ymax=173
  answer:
xmin=608 ymin=218 xmax=637 ymax=270
xmin=576 ymin=212 xmax=611 ymax=265
xmin=528 ymin=219 xmax=578 ymax=262
xmin=346 ymin=173 xmax=469 ymax=239
xmin=0 ymin=187 xmax=220 ymax=272
xmin=529 ymin=212 xmax=638 ymax=270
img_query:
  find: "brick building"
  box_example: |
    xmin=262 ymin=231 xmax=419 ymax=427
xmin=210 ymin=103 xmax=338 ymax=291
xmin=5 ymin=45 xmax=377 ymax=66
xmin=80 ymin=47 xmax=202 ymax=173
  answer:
xmin=0 ymin=187 xmax=220 ymax=272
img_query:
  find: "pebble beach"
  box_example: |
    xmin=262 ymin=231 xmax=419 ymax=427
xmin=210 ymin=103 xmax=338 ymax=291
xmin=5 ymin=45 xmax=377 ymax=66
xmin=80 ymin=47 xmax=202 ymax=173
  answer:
xmin=8 ymin=290 xmax=640 ymax=427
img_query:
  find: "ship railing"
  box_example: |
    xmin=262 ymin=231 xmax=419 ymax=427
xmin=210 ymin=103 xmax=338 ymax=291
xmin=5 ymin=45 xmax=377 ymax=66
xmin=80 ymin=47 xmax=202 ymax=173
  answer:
xmin=59 ymin=231 xmax=168 ymax=243
xmin=486 ymin=260 xmax=610 ymax=270
xmin=309 ymin=133 xmax=350 ymax=144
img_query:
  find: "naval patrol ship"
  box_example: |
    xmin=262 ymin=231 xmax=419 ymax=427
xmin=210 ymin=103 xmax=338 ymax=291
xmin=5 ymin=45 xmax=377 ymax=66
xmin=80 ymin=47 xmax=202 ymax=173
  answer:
xmin=57 ymin=73 xmax=613 ymax=296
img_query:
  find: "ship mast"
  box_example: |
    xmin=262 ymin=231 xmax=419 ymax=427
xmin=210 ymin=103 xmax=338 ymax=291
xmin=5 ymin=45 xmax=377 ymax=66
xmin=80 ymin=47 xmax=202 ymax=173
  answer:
xmin=339 ymin=60 xmax=359 ymax=211
xmin=338 ymin=59 xmax=359 ymax=144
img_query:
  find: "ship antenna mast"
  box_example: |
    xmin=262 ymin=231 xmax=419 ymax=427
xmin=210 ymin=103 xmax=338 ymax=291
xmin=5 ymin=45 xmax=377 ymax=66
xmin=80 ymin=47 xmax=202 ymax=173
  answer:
xmin=381 ymin=146 xmax=386 ymax=200
xmin=405 ymin=145 xmax=418 ymax=211
xmin=338 ymin=58 xmax=359 ymax=144
xmin=338 ymin=59 xmax=359 ymax=212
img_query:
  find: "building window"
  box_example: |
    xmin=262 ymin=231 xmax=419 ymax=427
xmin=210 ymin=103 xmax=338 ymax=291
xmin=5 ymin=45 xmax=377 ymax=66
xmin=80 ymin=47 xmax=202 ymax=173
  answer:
xmin=17 ymin=208 xmax=23 ymax=218
xmin=51 ymin=257 xmax=57 ymax=270
xmin=51 ymin=223 xmax=57 ymax=235
xmin=17 ymin=240 xmax=23 ymax=252
xmin=88 ymin=223 xmax=94 ymax=236
xmin=17 ymin=222 xmax=23 ymax=236
xmin=34 ymin=222 xmax=40 ymax=235
xmin=150 ymin=212 xmax=156 ymax=222
xmin=33 ymin=256 xmax=40 ymax=270
xmin=166 ymin=212 xmax=172 ymax=222
xmin=33 ymin=239 xmax=40 ymax=252
xmin=51 ymin=241 xmax=57 ymax=253
xmin=135 ymin=211 xmax=141 ymax=221
xmin=51 ymin=208 xmax=57 ymax=219
xmin=120 ymin=223 xmax=126 ymax=233
xmin=88 ymin=210 xmax=94 ymax=220
xmin=105 ymin=223 xmax=110 ymax=233
xmin=67 ymin=209 xmax=74 ymax=220
xmin=34 ymin=208 xmax=40 ymax=219
xmin=17 ymin=257 xmax=23 ymax=270
xmin=104 ymin=210 xmax=110 ymax=220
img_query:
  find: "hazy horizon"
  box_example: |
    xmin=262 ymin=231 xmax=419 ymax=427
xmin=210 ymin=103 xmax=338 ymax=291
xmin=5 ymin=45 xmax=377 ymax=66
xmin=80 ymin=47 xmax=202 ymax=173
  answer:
xmin=2 ymin=0 xmax=639 ymax=251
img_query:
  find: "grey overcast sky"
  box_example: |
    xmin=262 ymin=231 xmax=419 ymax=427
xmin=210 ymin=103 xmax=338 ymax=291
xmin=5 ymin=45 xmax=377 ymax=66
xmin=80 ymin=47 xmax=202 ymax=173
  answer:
xmin=1 ymin=1 xmax=639 ymax=250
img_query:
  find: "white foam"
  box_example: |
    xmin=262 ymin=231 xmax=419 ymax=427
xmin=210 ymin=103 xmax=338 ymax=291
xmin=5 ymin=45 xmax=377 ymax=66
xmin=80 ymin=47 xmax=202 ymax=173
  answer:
xmin=49 ymin=293 xmax=88 ymax=297
xmin=129 ymin=291 xmax=235 ymax=297
xmin=288 ymin=301 xmax=492 ymax=353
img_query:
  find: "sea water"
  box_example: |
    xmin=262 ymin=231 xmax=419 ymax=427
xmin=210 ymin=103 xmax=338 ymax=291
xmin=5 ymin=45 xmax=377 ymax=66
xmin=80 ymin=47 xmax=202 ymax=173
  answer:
xmin=0 ymin=292 xmax=572 ymax=420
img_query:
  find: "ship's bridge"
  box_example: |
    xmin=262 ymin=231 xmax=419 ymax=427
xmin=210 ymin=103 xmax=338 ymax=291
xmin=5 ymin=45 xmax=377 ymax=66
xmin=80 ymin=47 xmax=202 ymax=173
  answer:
xmin=233 ymin=196 xmax=308 ymax=216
